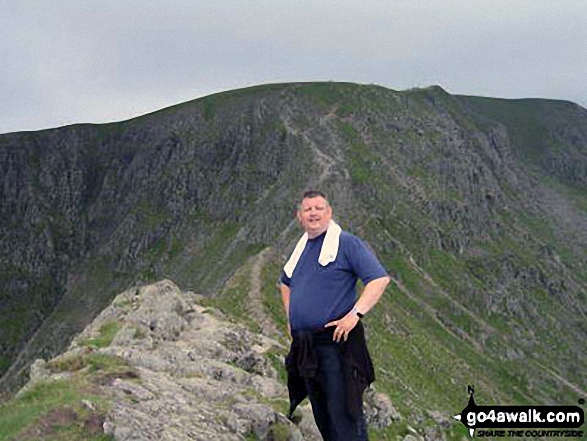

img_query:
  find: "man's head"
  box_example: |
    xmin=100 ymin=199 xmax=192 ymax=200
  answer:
xmin=297 ymin=190 xmax=333 ymax=239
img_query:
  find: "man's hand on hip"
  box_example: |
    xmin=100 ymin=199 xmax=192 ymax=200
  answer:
xmin=325 ymin=312 xmax=359 ymax=342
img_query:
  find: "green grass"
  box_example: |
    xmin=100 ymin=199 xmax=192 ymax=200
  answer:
xmin=0 ymin=309 xmax=32 ymax=354
xmin=0 ymin=355 xmax=10 ymax=374
xmin=0 ymin=275 xmax=63 ymax=370
xmin=264 ymin=350 xmax=288 ymax=385
xmin=201 ymin=97 xmax=217 ymax=121
xmin=178 ymin=221 xmax=254 ymax=292
xmin=46 ymin=352 xmax=137 ymax=378
xmin=298 ymin=82 xmax=359 ymax=108
xmin=168 ymin=234 xmax=184 ymax=259
xmin=199 ymin=259 xmax=261 ymax=332
xmin=135 ymin=201 xmax=168 ymax=231
xmin=131 ymin=325 xmax=147 ymax=340
xmin=78 ymin=321 xmax=120 ymax=349
xmin=112 ymin=297 xmax=132 ymax=309
xmin=0 ymin=378 xmax=111 ymax=441
xmin=458 ymin=95 xmax=552 ymax=164
xmin=338 ymin=120 xmax=378 ymax=185
xmin=195 ymin=82 xmax=289 ymax=121
xmin=260 ymin=258 xmax=289 ymax=341
xmin=370 ymin=287 xmax=494 ymax=415
xmin=371 ymin=260 xmax=579 ymax=413
xmin=267 ymin=422 xmax=291 ymax=440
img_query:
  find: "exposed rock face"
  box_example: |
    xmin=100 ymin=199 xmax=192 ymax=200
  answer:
xmin=0 ymin=85 xmax=317 ymax=392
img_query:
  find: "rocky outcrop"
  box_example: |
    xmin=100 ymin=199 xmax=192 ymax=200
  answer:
xmin=22 ymin=280 xmax=397 ymax=440
xmin=26 ymin=280 xmax=314 ymax=440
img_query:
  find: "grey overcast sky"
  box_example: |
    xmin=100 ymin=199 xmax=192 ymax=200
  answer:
xmin=1 ymin=0 xmax=586 ymax=134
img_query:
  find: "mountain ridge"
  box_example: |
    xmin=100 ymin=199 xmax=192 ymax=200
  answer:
xmin=1 ymin=82 xmax=585 ymax=436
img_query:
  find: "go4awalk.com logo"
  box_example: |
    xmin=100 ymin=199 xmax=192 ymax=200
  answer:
xmin=454 ymin=386 xmax=585 ymax=438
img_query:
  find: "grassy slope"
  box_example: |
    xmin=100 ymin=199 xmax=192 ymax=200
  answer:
xmin=0 ymin=347 xmax=132 ymax=441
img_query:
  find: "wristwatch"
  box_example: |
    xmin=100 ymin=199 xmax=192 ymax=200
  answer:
xmin=352 ymin=306 xmax=364 ymax=319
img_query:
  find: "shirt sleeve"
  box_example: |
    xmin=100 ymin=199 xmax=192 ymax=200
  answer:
xmin=280 ymin=269 xmax=291 ymax=287
xmin=346 ymin=235 xmax=388 ymax=285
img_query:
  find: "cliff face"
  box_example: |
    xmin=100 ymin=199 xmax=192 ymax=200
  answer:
xmin=1 ymin=83 xmax=586 ymax=431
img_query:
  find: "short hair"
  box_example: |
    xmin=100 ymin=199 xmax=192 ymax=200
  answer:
xmin=302 ymin=190 xmax=327 ymax=200
xmin=299 ymin=190 xmax=330 ymax=209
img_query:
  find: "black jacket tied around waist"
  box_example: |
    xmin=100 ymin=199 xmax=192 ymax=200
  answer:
xmin=286 ymin=320 xmax=375 ymax=421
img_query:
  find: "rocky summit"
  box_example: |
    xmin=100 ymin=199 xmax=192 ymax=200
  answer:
xmin=1 ymin=82 xmax=586 ymax=439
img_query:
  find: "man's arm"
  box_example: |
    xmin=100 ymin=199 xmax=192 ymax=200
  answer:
xmin=354 ymin=276 xmax=390 ymax=316
xmin=326 ymin=276 xmax=390 ymax=341
xmin=280 ymin=283 xmax=291 ymax=337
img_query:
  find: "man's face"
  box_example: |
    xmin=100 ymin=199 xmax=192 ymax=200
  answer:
xmin=297 ymin=196 xmax=332 ymax=238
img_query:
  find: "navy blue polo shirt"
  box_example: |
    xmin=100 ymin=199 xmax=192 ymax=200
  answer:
xmin=280 ymin=230 xmax=387 ymax=331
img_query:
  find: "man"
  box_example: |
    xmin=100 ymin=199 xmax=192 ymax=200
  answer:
xmin=280 ymin=190 xmax=390 ymax=440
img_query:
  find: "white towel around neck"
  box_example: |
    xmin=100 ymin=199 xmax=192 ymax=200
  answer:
xmin=283 ymin=220 xmax=342 ymax=278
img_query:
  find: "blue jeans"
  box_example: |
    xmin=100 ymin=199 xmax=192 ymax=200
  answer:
xmin=304 ymin=342 xmax=368 ymax=441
